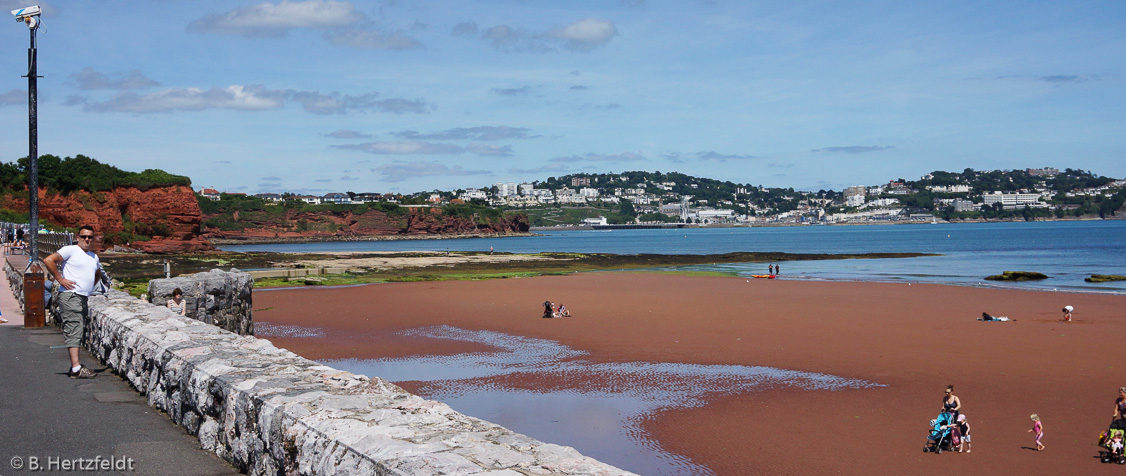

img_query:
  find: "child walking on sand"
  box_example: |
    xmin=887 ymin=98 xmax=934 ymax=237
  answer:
xmin=957 ymin=414 xmax=971 ymax=453
xmin=1028 ymin=414 xmax=1044 ymax=451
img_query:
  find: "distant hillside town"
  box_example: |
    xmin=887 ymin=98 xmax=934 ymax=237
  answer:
xmin=200 ymin=167 xmax=1126 ymax=226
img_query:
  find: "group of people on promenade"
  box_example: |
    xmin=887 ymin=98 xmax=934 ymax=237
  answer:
xmin=936 ymin=385 xmax=1126 ymax=454
xmin=542 ymin=301 xmax=571 ymax=318
xmin=2 ymin=226 xmax=27 ymax=255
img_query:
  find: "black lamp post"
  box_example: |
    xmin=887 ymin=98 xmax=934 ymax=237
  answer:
xmin=13 ymin=5 xmax=41 ymax=261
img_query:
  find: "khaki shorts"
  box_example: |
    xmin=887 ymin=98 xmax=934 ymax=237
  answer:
xmin=58 ymin=291 xmax=88 ymax=348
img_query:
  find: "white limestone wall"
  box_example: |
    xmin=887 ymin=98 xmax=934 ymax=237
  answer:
xmin=83 ymin=290 xmax=637 ymax=476
xmin=147 ymin=269 xmax=254 ymax=336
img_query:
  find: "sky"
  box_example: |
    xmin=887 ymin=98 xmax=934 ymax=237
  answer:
xmin=1 ymin=1 xmax=1124 ymax=196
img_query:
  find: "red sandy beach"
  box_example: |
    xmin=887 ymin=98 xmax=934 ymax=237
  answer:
xmin=256 ymin=272 xmax=1126 ymax=475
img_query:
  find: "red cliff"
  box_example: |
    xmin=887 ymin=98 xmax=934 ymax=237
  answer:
xmin=203 ymin=206 xmax=529 ymax=241
xmin=1 ymin=185 xmax=214 ymax=253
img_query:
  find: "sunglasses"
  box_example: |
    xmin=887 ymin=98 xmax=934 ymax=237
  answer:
xmin=77 ymin=235 xmax=94 ymax=240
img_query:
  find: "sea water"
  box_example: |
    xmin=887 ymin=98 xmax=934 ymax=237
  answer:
xmin=321 ymin=326 xmax=882 ymax=476
xmin=224 ymin=220 xmax=1126 ymax=293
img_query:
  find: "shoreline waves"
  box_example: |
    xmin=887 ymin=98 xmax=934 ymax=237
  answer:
xmin=256 ymin=272 xmax=1126 ymax=475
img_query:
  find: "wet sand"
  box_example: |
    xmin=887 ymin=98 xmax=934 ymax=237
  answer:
xmin=256 ymin=273 xmax=1126 ymax=475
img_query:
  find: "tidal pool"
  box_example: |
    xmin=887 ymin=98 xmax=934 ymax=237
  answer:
xmin=321 ymin=326 xmax=883 ymax=476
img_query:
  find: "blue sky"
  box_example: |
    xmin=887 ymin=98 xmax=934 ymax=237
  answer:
xmin=1 ymin=1 xmax=1123 ymax=195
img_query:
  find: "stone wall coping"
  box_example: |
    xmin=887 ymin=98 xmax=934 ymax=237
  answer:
xmin=85 ymin=289 xmax=638 ymax=476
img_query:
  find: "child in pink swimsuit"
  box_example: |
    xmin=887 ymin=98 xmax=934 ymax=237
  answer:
xmin=1028 ymin=414 xmax=1044 ymax=451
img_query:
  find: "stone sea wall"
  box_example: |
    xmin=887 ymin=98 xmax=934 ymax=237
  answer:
xmin=70 ymin=288 xmax=637 ymax=476
xmin=147 ymin=269 xmax=254 ymax=335
xmin=4 ymin=262 xmax=27 ymax=310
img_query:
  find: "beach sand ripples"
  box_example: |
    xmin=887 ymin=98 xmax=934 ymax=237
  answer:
xmin=326 ymin=325 xmax=882 ymax=476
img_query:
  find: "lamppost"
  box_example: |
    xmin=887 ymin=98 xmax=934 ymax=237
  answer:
xmin=12 ymin=5 xmax=41 ymax=261
xmin=13 ymin=6 xmax=45 ymax=327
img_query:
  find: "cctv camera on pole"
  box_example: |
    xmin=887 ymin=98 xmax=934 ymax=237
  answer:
xmin=11 ymin=5 xmax=41 ymax=262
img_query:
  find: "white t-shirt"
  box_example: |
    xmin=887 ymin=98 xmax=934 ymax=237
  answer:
xmin=56 ymin=244 xmax=102 ymax=296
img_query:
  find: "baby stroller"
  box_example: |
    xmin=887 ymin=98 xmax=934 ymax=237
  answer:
xmin=1100 ymin=422 xmax=1126 ymax=464
xmin=924 ymin=411 xmax=957 ymax=454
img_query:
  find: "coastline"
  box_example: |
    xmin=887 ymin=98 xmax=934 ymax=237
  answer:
xmin=255 ymin=273 xmax=1126 ymax=475
xmin=206 ymin=231 xmax=539 ymax=246
xmin=528 ymin=216 xmax=1121 ymax=232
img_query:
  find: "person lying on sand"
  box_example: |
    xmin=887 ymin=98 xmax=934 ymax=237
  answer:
xmin=979 ymin=312 xmax=1011 ymax=322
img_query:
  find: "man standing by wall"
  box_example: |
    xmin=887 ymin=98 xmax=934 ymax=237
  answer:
xmin=43 ymin=225 xmax=104 ymax=379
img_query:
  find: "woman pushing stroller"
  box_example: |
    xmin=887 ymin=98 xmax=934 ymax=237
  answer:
xmin=942 ymin=385 xmax=962 ymax=421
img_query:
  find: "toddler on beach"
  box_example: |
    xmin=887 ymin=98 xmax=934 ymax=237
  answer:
xmin=956 ymin=414 xmax=971 ymax=453
xmin=1028 ymin=414 xmax=1044 ymax=451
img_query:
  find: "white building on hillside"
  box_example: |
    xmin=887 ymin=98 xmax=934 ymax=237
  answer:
xmin=494 ymin=182 xmax=518 ymax=197
xmin=460 ymin=188 xmax=488 ymax=201
xmin=927 ymin=185 xmax=971 ymax=193
xmin=982 ymin=191 xmax=1045 ymax=207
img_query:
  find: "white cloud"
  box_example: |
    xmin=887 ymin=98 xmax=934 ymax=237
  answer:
xmin=394 ymin=126 xmax=536 ymax=141
xmin=325 ymin=129 xmax=371 ymax=139
xmin=82 ymin=85 xmax=288 ymax=113
xmin=334 ymin=140 xmax=462 ymax=155
xmin=508 ymin=163 xmax=571 ymax=175
xmin=697 ymin=151 xmax=760 ymax=161
xmin=375 ymin=161 xmax=491 ymax=182
xmin=549 ymin=18 xmax=618 ymax=52
xmin=74 ymin=85 xmax=430 ymax=115
xmin=468 ymin=18 xmax=618 ymax=53
xmin=812 ymin=146 xmax=895 ymax=154
xmin=551 ymin=152 xmax=645 ymax=163
xmin=188 ymin=0 xmax=365 ymax=38
xmin=0 ymin=89 xmax=24 ymax=107
xmin=466 ymin=144 xmax=514 ymax=157
xmin=71 ymin=68 xmax=160 ymax=91
xmin=323 ymin=29 xmax=422 ymax=50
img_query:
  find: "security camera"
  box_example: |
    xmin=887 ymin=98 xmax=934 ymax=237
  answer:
xmin=11 ymin=5 xmax=40 ymax=21
xmin=12 ymin=5 xmax=40 ymax=29
xmin=11 ymin=4 xmax=40 ymax=23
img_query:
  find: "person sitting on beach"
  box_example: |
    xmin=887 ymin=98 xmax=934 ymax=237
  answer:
xmin=543 ymin=301 xmax=554 ymax=319
xmin=1062 ymin=305 xmax=1073 ymax=322
xmin=558 ymin=304 xmax=570 ymax=318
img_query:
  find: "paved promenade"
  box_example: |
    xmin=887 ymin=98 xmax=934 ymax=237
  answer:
xmin=0 ymin=255 xmax=238 ymax=475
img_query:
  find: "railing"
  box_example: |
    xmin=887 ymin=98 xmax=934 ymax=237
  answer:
xmin=1 ymin=222 xmax=75 ymax=262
